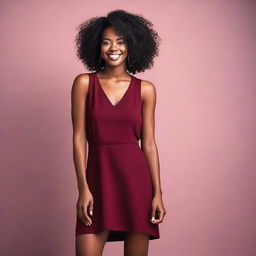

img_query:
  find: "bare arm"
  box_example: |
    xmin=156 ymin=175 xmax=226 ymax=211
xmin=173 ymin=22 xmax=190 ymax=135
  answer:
xmin=141 ymin=79 xmax=166 ymax=224
xmin=71 ymin=73 xmax=94 ymax=225
xmin=140 ymin=80 xmax=162 ymax=197
xmin=71 ymin=73 xmax=90 ymax=193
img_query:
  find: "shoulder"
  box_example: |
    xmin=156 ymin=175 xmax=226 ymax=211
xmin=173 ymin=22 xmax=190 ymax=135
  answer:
xmin=140 ymin=79 xmax=156 ymax=102
xmin=141 ymin=79 xmax=156 ymax=91
xmin=72 ymin=73 xmax=90 ymax=89
xmin=71 ymin=73 xmax=91 ymax=95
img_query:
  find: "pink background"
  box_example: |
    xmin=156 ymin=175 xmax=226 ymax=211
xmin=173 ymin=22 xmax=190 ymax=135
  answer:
xmin=1 ymin=1 xmax=256 ymax=255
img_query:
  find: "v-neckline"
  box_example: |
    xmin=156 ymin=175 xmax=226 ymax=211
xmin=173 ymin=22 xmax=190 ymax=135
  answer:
xmin=95 ymin=72 xmax=134 ymax=108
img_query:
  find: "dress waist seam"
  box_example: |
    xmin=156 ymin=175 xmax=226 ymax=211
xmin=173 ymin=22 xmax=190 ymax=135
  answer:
xmin=88 ymin=142 xmax=139 ymax=145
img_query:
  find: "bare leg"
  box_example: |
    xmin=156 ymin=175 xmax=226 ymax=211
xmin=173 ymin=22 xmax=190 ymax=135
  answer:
xmin=124 ymin=232 xmax=150 ymax=256
xmin=75 ymin=230 xmax=111 ymax=256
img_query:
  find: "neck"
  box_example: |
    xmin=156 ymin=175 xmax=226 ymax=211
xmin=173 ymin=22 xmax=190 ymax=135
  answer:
xmin=98 ymin=65 xmax=130 ymax=79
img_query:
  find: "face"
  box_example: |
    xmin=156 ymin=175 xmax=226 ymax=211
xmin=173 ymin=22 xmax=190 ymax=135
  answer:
xmin=100 ymin=26 xmax=128 ymax=67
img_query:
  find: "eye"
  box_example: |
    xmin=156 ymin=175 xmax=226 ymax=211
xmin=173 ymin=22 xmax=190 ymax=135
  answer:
xmin=101 ymin=41 xmax=125 ymax=46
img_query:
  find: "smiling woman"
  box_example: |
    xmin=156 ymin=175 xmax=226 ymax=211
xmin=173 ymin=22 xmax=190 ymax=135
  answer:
xmin=72 ymin=9 xmax=166 ymax=256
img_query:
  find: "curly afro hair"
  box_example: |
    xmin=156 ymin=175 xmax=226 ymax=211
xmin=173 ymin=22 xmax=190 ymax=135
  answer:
xmin=74 ymin=9 xmax=161 ymax=74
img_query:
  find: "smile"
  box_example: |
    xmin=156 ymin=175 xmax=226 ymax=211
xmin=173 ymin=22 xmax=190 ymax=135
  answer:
xmin=107 ymin=54 xmax=121 ymax=60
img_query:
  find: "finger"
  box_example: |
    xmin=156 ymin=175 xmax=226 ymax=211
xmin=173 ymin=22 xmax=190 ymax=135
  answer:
xmin=82 ymin=205 xmax=92 ymax=224
xmin=150 ymin=207 xmax=156 ymax=223
xmin=154 ymin=210 xmax=164 ymax=223
xmin=81 ymin=217 xmax=91 ymax=225
xmin=89 ymin=200 xmax=94 ymax=216
xmin=77 ymin=208 xmax=86 ymax=224
xmin=77 ymin=208 xmax=88 ymax=225
xmin=81 ymin=214 xmax=91 ymax=226
xmin=77 ymin=205 xmax=91 ymax=225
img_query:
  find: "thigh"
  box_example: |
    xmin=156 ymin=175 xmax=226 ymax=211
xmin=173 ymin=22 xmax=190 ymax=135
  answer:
xmin=75 ymin=229 xmax=111 ymax=256
xmin=124 ymin=232 xmax=150 ymax=256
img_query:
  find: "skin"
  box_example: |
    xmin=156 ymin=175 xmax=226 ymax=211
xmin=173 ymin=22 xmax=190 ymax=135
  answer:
xmin=71 ymin=26 xmax=167 ymax=256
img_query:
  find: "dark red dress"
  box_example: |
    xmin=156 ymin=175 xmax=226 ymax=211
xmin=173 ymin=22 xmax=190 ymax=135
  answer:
xmin=75 ymin=72 xmax=160 ymax=242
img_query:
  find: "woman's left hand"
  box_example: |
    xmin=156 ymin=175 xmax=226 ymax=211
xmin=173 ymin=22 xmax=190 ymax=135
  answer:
xmin=150 ymin=194 xmax=167 ymax=224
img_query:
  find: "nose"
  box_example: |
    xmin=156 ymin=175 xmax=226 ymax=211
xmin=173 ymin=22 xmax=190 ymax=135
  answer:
xmin=109 ymin=42 xmax=118 ymax=51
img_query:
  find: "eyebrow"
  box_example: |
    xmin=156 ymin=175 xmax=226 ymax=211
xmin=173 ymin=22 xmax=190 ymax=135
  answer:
xmin=101 ymin=37 xmax=124 ymax=41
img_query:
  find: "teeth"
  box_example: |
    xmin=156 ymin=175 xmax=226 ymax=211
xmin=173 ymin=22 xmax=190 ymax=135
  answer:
xmin=108 ymin=54 xmax=121 ymax=59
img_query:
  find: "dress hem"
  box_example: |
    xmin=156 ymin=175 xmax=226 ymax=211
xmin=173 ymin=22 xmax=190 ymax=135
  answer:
xmin=75 ymin=227 xmax=160 ymax=242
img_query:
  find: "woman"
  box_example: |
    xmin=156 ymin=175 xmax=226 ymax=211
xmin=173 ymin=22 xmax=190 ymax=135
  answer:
xmin=71 ymin=9 xmax=167 ymax=256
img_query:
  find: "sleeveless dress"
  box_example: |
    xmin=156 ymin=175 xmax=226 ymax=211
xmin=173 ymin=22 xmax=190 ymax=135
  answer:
xmin=75 ymin=72 xmax=160 ymax=242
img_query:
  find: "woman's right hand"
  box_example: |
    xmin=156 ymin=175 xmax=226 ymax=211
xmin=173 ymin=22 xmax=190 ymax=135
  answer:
xmin=76 ymin=189 xmax=94 ymax=226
